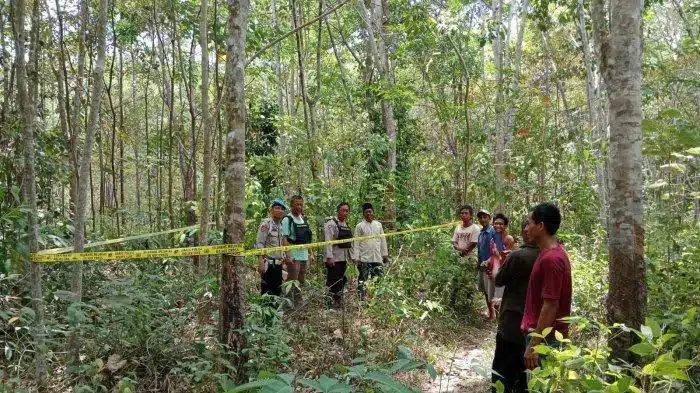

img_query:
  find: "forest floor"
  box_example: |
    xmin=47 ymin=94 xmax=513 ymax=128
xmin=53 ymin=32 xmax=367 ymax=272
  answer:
xmin=421 ymin=317 xmax=496 ymax=393
xmin=281 ymin=275 xmax=498 ymax=393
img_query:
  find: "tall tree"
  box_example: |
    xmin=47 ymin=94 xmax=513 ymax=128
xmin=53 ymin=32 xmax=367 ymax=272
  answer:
xmin=12 ymin=0 xmax=46 ymax=384
xmin=356 ymin=0 xmax=397 ymax=228
xmin=291 ymin=0 xmax=320 ymax=181
xmin=199 ymin=0 xmax=212 ymax=275
xmin=220 ymin=0 xmax=249 ymax=379
xmin=592 ymin=0 xmax=647 ymax=361
xmin=72 ymin=0 xmax=110 ymax=302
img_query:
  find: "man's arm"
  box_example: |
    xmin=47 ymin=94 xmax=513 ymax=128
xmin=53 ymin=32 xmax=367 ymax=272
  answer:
xmin=323 ymin=221 xmax=335 ymax=262
xmin=255 ymin=223 xmax=268 ymax=273
xmin=379 ymin=224 xmax=388 ymax=260
xmin=524 ymin=298 xmax=560 ymax=369
xmin=464 ymin=241 xmax=477 ymax=255
xmin=280 ymin=217 xmax=293 ymax=263
xmin=494 ymin=252 xmax=515 ymax=287
xmin=352 ymin=223 xmax=361 ymax=264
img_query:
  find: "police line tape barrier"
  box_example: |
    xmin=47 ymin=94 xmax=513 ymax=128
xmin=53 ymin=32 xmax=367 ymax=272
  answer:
xmin=36 ymin=219 xmax=258 ymax=256
xmin=30 ymin=221 xmax=459 ymax=263
xmin=36 ymin=225 xmax=200 ymax=255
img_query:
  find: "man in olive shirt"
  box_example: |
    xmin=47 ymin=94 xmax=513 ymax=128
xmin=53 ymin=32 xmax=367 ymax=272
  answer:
xmin=491 ymin=219 xmax=539 ymax=392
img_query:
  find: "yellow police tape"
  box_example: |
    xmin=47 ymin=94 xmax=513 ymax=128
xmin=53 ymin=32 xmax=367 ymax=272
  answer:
xmin=36 ymin=225 xmax=200 ymax=255
xmin=30 ymin=221 xmax=459 ymax=263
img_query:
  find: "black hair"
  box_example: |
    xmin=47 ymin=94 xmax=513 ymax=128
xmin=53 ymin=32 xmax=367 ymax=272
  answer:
xmin=531 ymin=202 xmax=561 ymax=236
xmin=362 ymin=202 xmax=373 ymax=212
xmin=520 ymin=217 xmax=529 ymax=231
xmin=458 ymin=204 xmax=474 ymax=216
xmin=290 ymin=195 xmax=304 ymax=204
xmin=337 ymin=202 xmax=350 ymax=211
xmin=493 ymin=213 xmax=509 ymax=226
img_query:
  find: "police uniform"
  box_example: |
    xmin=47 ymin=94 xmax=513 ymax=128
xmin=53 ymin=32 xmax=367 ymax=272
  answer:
xmin=256 ymin=217 xmax=284 ymax=296
xmin=323 ymin=217 xmax=353 ymax=305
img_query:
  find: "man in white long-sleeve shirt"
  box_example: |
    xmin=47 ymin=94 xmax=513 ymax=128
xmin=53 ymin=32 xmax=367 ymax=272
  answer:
xmin=352 ymin=203 xmax=389 ymax=299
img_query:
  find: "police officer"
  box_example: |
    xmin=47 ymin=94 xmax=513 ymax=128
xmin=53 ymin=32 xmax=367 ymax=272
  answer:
xmin=256 ymin=199 xmax=287 ymax=296
xmin=323 ymin=202 xmax=353 ymax=307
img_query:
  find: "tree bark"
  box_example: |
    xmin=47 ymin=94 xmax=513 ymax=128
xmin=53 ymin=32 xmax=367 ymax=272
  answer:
xmin=355 ymin=0 xmax=397 ymax=228
xmin=291 ymin=0 xmax=320 ymax=181
xmin=198 ymin=0 xmax=213 ymax=275
xmin=72 ymin=0 xmax=109 ymax=302
xmin=131 ymin=50 xmax=141 ymax=214
xmin=594 ymin=0 xmax=647 ymax=362
xmin=220 ymin=0 xmax=249 ymax=380
xmin=492 ymin=0 xmax=505 ymax=212
xmin=12 ymin=0 xmax=46 ymax=384
xmin=579 ymin=0 xmax=609 ymax=227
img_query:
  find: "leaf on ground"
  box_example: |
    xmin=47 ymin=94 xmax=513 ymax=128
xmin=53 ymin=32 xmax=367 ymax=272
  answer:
xmin=107 ymin=354 xmax=127 ymax=372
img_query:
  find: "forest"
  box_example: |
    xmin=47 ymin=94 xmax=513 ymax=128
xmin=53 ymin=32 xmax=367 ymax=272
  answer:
xmin=0 ymin=0 xmax=698 ymax=390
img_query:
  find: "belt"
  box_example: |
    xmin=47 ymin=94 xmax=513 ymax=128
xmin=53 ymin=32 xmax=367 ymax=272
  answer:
xmin=266 ymin=258 xmax=283 ymax=266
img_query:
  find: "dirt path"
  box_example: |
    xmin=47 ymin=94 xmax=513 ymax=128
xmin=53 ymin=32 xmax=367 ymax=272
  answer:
xmin=423 ymin=320 xmax=497 ymax=393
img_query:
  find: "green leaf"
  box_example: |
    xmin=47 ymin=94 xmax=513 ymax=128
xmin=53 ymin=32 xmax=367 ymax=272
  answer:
xmin=660 ymin=163 xmax=686 ymax=172
xmin=541 ymin=327 xmax=553 ymax=337
xmin=221 ymin=380 xmax=267 ymax=392
xmin=685 ymin=146 xmax=700 ymax=155
xmin=640 ymin=325 xmax=654 ymax=341
xmin=364 ymin=371 xmax=413 ymax=393
xmin=647 ymin=179 xmax=668 ymax=189
xmin=580 ymin=377 xmax=603 ymax=390
xmin=629 ymin=342 xmax=656 ymax=356
xmin=644 ymin=318 xmax=662 ymax=338
xmin=554 ymin=330 xmax=564 ymax=342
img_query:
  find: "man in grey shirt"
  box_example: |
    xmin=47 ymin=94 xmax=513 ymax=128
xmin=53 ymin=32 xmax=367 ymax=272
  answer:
xmin=323 ymin=202 xmax=353 ymax=307
xmin=256 ymin=199 xmax=287 ymax=296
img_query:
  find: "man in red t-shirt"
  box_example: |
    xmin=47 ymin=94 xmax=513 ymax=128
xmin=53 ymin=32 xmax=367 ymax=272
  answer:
xmin=521 ymin=202 xmax=572 ymax=370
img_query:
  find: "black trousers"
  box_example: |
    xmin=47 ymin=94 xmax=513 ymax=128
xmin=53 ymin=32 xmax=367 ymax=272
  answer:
xmin=326 ymin=261 xmax=347 ymax=303
xmin=261 ymin=262 xmax=283 ymax=296
xmin=491 ymin=332 xmax=528 ymax=393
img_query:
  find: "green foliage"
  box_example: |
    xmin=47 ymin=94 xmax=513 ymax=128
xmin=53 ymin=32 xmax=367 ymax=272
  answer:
xmin=527 ymin=313 xmax=698 ymax=392
xmin=239 ymin=294 xmax=293 ymax=377
xmin=220 ymin=346 xmax=436 ymax=392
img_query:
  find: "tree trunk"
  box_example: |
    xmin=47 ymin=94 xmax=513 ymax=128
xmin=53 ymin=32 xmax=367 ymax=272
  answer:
xmin=492 ymin=0 xmax=505 ymax=212
xmin=132 ymin=50 xmax=141 ymax=214
xmin=220 ymin=0 xmax=249 ymax=380
xmin=594 ymin=0 xmax=647 ymax=362
xmin=326 ymin=19 xmax=355 ymax=118
xmin=291 ymin=0 xmax=319 ymax=181
xmin=199 ymin=0 xmax=213 ymax=275
xmin=13 ymin=0 xmax=46 ymax=384
xmin=579 ymin=0 xmax=609 ymax=227
xmin=214 ymin=0 xmax=224 ymax=230
xmin=72 ymin=0 xmax=109 ymax=301
xmin=355 ymin=0 xmax=397 ymax=228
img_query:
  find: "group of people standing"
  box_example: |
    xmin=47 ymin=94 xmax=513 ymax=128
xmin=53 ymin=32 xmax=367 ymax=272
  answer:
xmin=255 ymin=195 xmax=572 ymax=392
xmin=254 ymin=195 xmax=389 ymax=307
xmin=452 ymin=203 xmax=572 ymax=392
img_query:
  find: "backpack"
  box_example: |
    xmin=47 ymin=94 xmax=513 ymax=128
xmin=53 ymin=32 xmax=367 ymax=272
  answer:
xmin=285 ymin=214 xmax=312 ymax=245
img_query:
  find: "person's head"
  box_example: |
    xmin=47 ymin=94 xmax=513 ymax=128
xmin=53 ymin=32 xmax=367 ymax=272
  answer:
xmin=290 ymin=195 xmax=304 ymax=215
xmin=337 ymin=202 xmax=350 ymax=221
xmin=519 ymin=217 xmax=530 ymax=243
xmin=524 ymin=202 xmax=561 ymax=243
xmin=458 ymin=205 xmax=474 ymax=224
xmin=493 ymin=213 xmax=509 ymax=234
xmin=270 ymin=199 xmax=286 ymax=220
xmin=362 ymin=203 xmax=374 ymax=222
xmin=477 ymin=210 xmax=491 ymax=227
